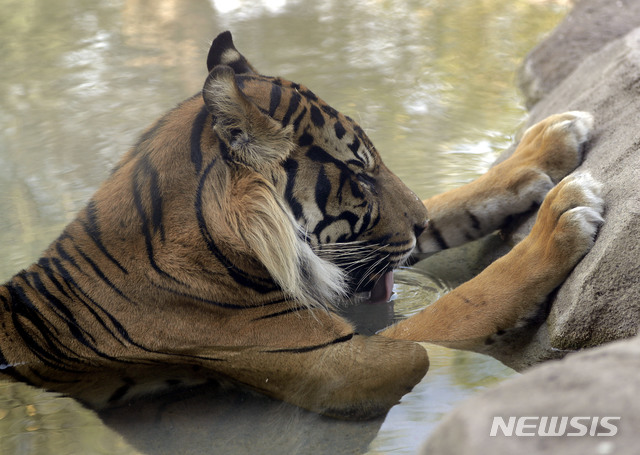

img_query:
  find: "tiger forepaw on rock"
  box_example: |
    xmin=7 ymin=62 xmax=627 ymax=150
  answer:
xmin=531 ymin=171 xmax=604 ymax=270
xmin=517 ymin=110 xmax=594 ymax=184
xmin=550 ymin=171 xmax=604 ymax=258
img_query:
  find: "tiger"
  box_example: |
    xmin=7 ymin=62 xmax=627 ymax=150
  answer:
xmin=0 ymin=31 xmax=604 ymax=420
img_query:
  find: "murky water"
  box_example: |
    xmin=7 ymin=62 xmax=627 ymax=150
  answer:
xmin=0 ymin=0 xmax=568 ymax=453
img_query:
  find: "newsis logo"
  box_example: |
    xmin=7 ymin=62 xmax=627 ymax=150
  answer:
xmin=490 ymin=416 xmax=621 ymax=437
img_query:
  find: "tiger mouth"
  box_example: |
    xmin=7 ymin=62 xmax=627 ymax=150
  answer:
xmin=351 ymin=269 xmax=395 ymax=305
xmin=316 ymin=241 xmax=414 ymax=305
xmin=365 ymin=270 xmax=395 ymax=304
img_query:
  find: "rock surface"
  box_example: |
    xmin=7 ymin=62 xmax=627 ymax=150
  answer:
xmin=424 ymin=0 xmax=640 ymax=452
xmin=518 ymin=0 xmax=640 ymax=108
xmin=508 ymin=0 xmax=640 ymax=364
xmin=422 ymin=336 xmax=640 ymax=455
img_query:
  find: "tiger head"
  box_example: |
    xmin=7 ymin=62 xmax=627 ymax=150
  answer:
xmin=197 ymin=32 xmax=428 ymax=307
xmin=96 ymin=31 xmax=428 ymax=312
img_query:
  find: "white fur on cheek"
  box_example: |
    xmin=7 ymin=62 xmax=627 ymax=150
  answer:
xmin=231 ymin=174 xmax=346 ymax=309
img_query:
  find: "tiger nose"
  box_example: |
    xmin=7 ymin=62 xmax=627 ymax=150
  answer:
xmin=414 ymin=219 xmax=429 ymax=239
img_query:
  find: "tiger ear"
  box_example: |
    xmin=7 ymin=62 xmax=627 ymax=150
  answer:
xmin=203 ymin=65 xmax=294 ymax=171
xmin=207 ymin=31 xmax=257 ymax=74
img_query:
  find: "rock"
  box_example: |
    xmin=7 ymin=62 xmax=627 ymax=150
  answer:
xmin=490 ymin=2 xmax=640 ymax=368
xmin=421 ymin=336 xmax=640 ymax=455
xmin=518 ymin=0 xmax=640 ymax=108
xmin=424 ymin=1 xmax=640 ymax=452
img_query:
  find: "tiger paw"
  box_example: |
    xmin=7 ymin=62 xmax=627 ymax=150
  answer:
xmin=486 ymin=111 xmax=595 ymax=221
xmin=526 ymin=171 xmax=604 ymax=278
xmin=514 ymin=111 xmax=594 ymax=184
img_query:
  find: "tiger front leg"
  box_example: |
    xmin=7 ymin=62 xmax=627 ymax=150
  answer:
xmin=381 ymin=172 xmax=604 ymax=350
xmin=418 ymin=111 xmax=594 ymax=254
xmin=201 ymin=334 xmax=429 ymax=420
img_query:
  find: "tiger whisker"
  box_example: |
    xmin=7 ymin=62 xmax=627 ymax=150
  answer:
xmin=353 ymin=253 xmax=390 ymax=290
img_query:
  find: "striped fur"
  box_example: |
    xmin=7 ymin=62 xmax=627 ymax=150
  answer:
xmin=0 ymin=31 xmax=428 ymax=416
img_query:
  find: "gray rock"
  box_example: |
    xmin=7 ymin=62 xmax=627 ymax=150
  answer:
xmin=424 ymin=2 xmax=640 ymax=452
xmin=425 ymin=9 xmax=640 ymax=370
xmin=422 ymin=336 xmax=640 ymax=455
xmin=505 ymin=22 xmax=640 ymax=365
xmin=518 ymin=0 xmax=640 ymax=108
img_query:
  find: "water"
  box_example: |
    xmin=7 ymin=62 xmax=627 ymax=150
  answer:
xmin=0 ymin=0 xmax=568 ymax=453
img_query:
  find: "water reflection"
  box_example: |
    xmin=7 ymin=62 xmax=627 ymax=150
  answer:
xmin=0 ymin=382 xmax=139 ymax=455
xmin=0 ymin=0 xmax=568 ymax=453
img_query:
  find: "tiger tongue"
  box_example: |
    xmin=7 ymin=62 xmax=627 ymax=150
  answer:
xmin=367 ymin=271 xmax=394 ymax=304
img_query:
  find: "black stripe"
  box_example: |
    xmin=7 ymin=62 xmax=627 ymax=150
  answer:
xmin=46 ymin=258 xmax=188 ymax=361
xmin=108 ymin=377 xmax=135 ymax=403
xmin=49 ymin=258 xmax=121 ymax=339
xmin=0 ymin=293 xmax=9 ymax=311
xmin=313 ymin=209 xmax=366 ymax=241
xmin=282 ymin=91 xmax=301 ymax=125
xmin=190 ymin=105 xmax=209 ymax=174
xmin=429 ymin=223 xmax=449 ymax=250
xmin=309 ymin=105 xmax=325 ymax=128
xmin=36 ymin=258 xmax=72 ymax=300
xmin=292 ymin=106 xmax=307 ymax=132
xmin=73 ymin=244 xmax=135 ymax=305
xmin=268 ymin=84 xmax=282 ymax=118
xmin=50 ymin=257 xmax=134 ymax=348
xmin=132 ymin=158 xmax=183 ymax=285
xmin=151 ymin=281 xmax=267 ymax=310
xmin=358 ymin=206 xmax=373 ymax=236
xmin=264 ymin=333 xmax=354 ymax=354
xmin=149 ymin=168 xmax=165 ymax=242
xmin=55 ymin=235 xmax=81 ymax=271
xmin=305 ymin=146 xmax=353 ymax=179
xmin=135 ymin=156 xmax=165 ymax=241
xmin=283 ymin=159 xmax=304 ymax=221
xmin=6 ymin=283 xmax=84 ymax=371
xmin=315 ymin=166 xmax=331 ymax=213
xmin=348 ymin=177 xmax=365 ymax=200
xmin=334 ymin=121 xmax=346 ymax=140
xmin=48 ymin=259 xmax=219 ymax=363
xmin=26 ymin=271 xmax=95 ymax=348
xmin=307 ymin=145 xmax=337 ymax=164
xmin=82 ymin=201 xmax=128 ymax=274
xmin=298 ymin=87 xmax=318 ymax=102
xmin=298 ymin=132 xmax=314 ymax=147
xmin=195 ymin=159 xmax=278 ymax=293
xmin=35 ymin=270 xmax=97 ymax=347
xmin=252 ymin=306 xmax=308 ymax=321
xmin=389 ymin=245 xmax=415 ymax=259
xmin=348 ymin=137 xmax=360 ymax=154
xmin=353 ymin=124 xmax=366 ymax=139
xmin=467 ymin=210 xmax=481 ymax=231
xmin=320 ymin=104 xmax=339 ymax=119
